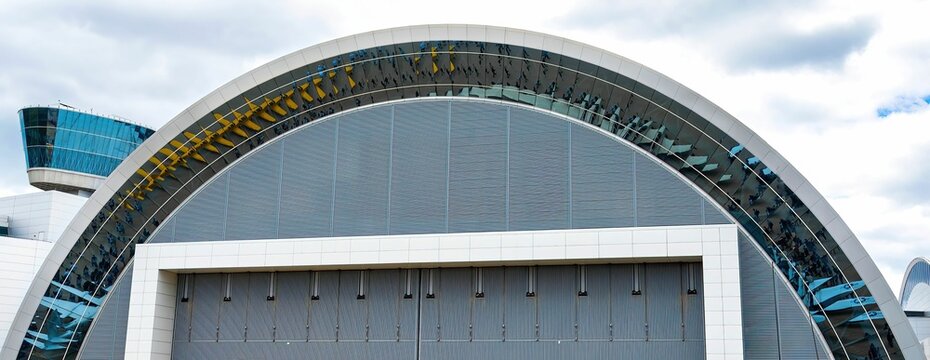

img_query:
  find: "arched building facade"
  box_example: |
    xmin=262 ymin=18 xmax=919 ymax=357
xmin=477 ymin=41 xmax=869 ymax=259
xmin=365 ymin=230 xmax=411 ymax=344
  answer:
xmin=1 ymin=25 xmax=922 ymax=359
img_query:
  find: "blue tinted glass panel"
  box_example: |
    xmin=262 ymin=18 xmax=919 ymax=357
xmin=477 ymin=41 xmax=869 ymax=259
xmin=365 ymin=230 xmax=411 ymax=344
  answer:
xmin=19 ymin=107 xmax=154 ymax=177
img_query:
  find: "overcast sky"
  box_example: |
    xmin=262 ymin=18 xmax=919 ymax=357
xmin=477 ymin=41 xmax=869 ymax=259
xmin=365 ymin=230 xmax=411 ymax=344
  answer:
xmin=1 ymin=0 xmax=928 ymax=294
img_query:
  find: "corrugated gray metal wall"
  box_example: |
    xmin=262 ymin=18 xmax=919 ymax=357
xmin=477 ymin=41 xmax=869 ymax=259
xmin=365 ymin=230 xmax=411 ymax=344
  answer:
xmin=83 ymin=237 xmax=832 ymax=359
xmin=81 ymin=100 xmax=823 ymax=359
xmin=739 ymin=233 xmax=830 ymax=359
xmin=151 ymin=100 xmax=728 ymax=244
xmin=171 ymin=264 xmax=704 ymax=359
xmin=78 ymin=265 xmax=132 ymax=360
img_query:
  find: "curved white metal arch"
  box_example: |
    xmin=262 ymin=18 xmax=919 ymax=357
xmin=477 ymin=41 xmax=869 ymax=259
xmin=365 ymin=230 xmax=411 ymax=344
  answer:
xmin=2 ymin=24 xmax=921 ymax=359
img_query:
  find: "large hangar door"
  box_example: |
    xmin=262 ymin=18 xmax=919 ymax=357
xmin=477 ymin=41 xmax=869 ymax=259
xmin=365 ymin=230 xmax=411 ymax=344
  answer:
xmin=171 ymin=264 xmax=704 ymax=359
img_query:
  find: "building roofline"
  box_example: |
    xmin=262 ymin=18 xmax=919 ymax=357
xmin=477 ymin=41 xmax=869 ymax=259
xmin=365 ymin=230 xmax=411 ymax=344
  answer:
xmin=18 ymin=105 xmax=154 ymax=131
xmin=901 ymin=257 xmax=930 ymax=302
xmin=5 ymin=24 xmax=920 ymax=359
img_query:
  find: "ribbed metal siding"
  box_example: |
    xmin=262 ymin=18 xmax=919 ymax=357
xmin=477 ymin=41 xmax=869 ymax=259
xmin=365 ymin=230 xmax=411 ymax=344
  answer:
xmin=419 ymin=270 xmax=440 ymax=341
xmin=448 ymin=102 xmax=508 ymax=232
xmin=190 ymin=274 xmax=221 ymax=341
xmin=537 ymin=266 xmax=574 ymax=340
xmin=278 ymin=121 xmax=336 ymax=238
xmin=508 ymin=108 xmax=570 ymax=230
xmin=739 ymin=235 xmax=780 ymax=359
xmin=173 ymin=274 xmax=192 ymax=343
xmin=577 ymin=265 xmax=610 ymax=340
xmin=79 ymin=265 xmax=132 ymax=360
xmin=398 ymin=271 xmax=418 ymax=341
xmin=646 ymin=263 xmax=683 ymax=340
xmin=390 ymin=102 xmax=449 ymax=234
xmin=226 ymin=143 xmax=281 ymax=240
xmin=173 ymin=265 xmax=705 ymax=359
xmin=246 ymin=273 xmax=275 ymax=340
xmin=367 ymin=270 xmax=399 ymax=341
xmin=337 ymin=271 xmax=368 ymax=340
xmin=148 ymin=218 xmax=174 ymax=244
xmin=503 ymin=267 xmax=536 ymax=340
xmin=173 ymin=174 xmax=226 ymax=242
xmin=683 ymin=264 xmax=704 ymax=340
xmin=438 ymin=268 xmax=471 ymax=341
xmin=472 ymin=267 xmax=504 ymax=340
xmin=738 ymin=233 xmax=830 ymax=359
xmin=274 ymin=271 xmax=309 ymax=341
xmin=775 ymin=273 xmax=822 ymax=358
xmin=634 ymin=153 xmax=703 ymax=226
xmin=703 ymin=199 xmax=730 ymax=224
xmin=217 ymin=273 xmax=248 ymax=341
xmin=570 ymin=126 xmax=635 ymax=229
xmin=308 ymin=271 xmax=338 ymax=341
xmin=156 ymin=100 xmax=731 ymax=245
xmin=333 ymin=108 xmax=391 ymax=236
xmin=611 ymin=264 xmax=646 ymax=340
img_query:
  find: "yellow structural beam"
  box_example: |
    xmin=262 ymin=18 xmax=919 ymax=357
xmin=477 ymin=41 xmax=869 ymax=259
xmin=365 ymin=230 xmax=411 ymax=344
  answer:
xmin=233 ymin=111 xmax=262 ymax=131
xmin=345 ymin=66 xmax=357 ymax=89
xmin=205 ymin=129 xmax=234 ymax=148
xmin=268 ymin=96 xmax=287 ymax=116
xmin=312 ymin=77 xmax=326 ymax=99
xmin=215 ymin=114 xmax=248 ymax=138
xmin=298 ymin=83 xmax=315 ymax=103
xmin=183 ymin=131 xmax=219 ymax=154
xmin=283 ymin=90 xmax=299 ymax=110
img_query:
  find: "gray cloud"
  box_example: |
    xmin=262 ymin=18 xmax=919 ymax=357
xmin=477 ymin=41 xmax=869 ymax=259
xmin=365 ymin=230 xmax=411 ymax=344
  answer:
xmin=0 ymin=1 xmax=340 ymax=195
xmin=557 ymin=1 xmax=876 ymax=72
xmin=557 ymin=1 xmax=798 ymax=39
xmin=722 ymin=17 xmax=877 ymax=71
xmin=884 ymin=145 xmax=930 ymax=206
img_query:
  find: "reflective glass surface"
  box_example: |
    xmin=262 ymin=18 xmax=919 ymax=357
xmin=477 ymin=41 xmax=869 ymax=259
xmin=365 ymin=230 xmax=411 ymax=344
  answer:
xmin=19 ymin=108 xmax=154 ymax=177
xmin=902 ymin=259 xmax=930 ymax=311
xmin=21 ymin=41 xmax=901 ymax=359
